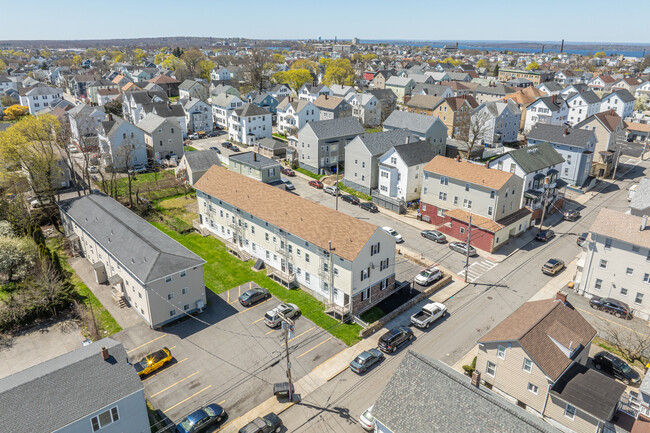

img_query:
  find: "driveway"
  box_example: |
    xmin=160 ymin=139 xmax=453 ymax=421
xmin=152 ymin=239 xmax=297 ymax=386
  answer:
xmin=113 ymin=282 xmax=346 ymax=425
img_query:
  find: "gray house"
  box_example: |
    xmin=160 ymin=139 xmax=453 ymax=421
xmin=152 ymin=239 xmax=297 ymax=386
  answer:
xmin=383 ymin=110 xmax=447 ymax=155
xmin=176 ymin=150 xmax=222 ymax=185
xmin=343 ymin=129 xmax=416 ymax=195
xmin=296 ymin=117 xmax=365 ymax=174
xmin=138 ymin=113 xmax=184 ymax=160
xmin=0 ymin=338 xmax=150 ymax=433
xmin=228 ymin=151 xmax=281 ymax=184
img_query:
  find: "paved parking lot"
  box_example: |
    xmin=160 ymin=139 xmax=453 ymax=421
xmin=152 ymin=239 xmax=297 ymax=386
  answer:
xmin=113 ymin=282 xmax=345 ymax=425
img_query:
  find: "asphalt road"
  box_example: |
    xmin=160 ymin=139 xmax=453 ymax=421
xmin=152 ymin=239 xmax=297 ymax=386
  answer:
xmin=280 ymin=157 xmax=650 ymax=432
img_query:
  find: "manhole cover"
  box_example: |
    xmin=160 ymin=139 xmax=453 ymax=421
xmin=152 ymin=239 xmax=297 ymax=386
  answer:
xmin=487 ymin=296 xmax=493 ymax=300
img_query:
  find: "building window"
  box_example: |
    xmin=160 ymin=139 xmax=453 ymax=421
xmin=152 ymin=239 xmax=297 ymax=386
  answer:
xmin=305 ymin=253 xmax=310 ymax=263
xmin=91 ymin=407 xmax=119 ymax=431
xmin=167 ymin=293 xmax=174 ymax=300
xmin=488 ymin=206 xmax=493 ymax=216
xmin=486 ymin=361 xmax=496 ymax=377
xmin=527 ymin=383 xmax=539 ymax=394
xmin=180 ymin=270 xmax=186 ymax=278
xmin=599 ymin=259 xmax=608 ymax=269
xmin=636 ymin=293 xmax=644 ymax=305
xmin=182 ymin=287 xmax=188 ymax=295
xmin=170 ymin=310 xmax=176 ymax=317
xmin=564 ymin=404 xmax=576 ymax=420
xmin=523 ymin=358 xmax=533 ymax=373
xmin=305 ymin=272 xmax=310 ymax=283
xmin=605 ymin=238 xmax=612 ymax=250
xmin=497 ymin=345 xmax=506 ymax=359
xmin=490 ymin=190 xmax=496 ymax=199
xmin=626 ymin=268 xmax=634 ymax=276
xmin=460 ymin=227 xmax=465 ymax=234
xmin=183 ymin=304 xmax=190 ymax=311
xmin=595 ymin=279 xmax=603 ymax=290
xmin=439 ymin=192 xmax=447 ymax=201
xmin=633 ymin=245 xmax=640 ymax=253
xmin=440 ymin=176 xmax=448 ymax=185
xmin=165 ymin=276 xmax=172 ymax=283
xmin=621 ymin=288 xmax=628 ymax=296
xmin=465 ymin=183 xmax=470 ymax=192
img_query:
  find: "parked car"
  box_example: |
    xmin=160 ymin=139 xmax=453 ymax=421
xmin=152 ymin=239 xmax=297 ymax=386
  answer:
xmin=541 ymin=258 xmax=565 ymax=276
xmin=30 ymin=198 xmax=52 ymax=208
xmin=359 ymin=405 xmax=375 ymax=431
xmin=381 ymin=226 xmax=403 ymax=243
xmin=188 ymin=133 xmax=199 ymax=140
xmin=239 ymin=287 xmax=271 ymax=306
xmin=593 ymin=351 xmax=641 ymax=384
xmin=414 ymin=266 xmax=443 ymax=286
xmin=209 ymin=146 xmax=221 ymax=152
xmin=589 ymin=296 xmax=632 ymax=319
xmin=378 ymin=327 xmax=413 ymax=353
xmin=231 ymin=146 xmax=241 ymax=152
xmin=263 ymin=303 xmax=301 ymax=327
xmin=323 ymin=185 xmax=338 ymax=196
xmin=420 ymin=230 xmax=446 ymax=243
xmin=448 ymin=241 xmax=476 ymax=256
xmin=359 ymin=202 xmax=379 ymax=213
xmin=535 ymin=229 xmax=555 ymax=242
xmin=282 ymin=179 xmax=295 ymax=191
xmin=238 ymin=413 xmax=282 ymax=433
xmin=280 ymin=167 xmax=295 ymax=177
xmin=309 ymin=180 xmax=324 ymax=189
xmin=207 ymin=131 xmax=220 ymax=137
xmin=222 ymin=141 xmax=232 ymax=149
xmin=577 ymin=232 xmax=589 ymax=246
xmin=563 ymin=209 xmax=581 ymax=221
xmin=176 ymin=404 xmax=227 ymax=433
xmin=410 ymin=302 xmax=447 ymax=329
xmin=341 ymin=194 xmax=360 ymax=205
xmin=133 ymin=347 xmax=172 ymax=377
xmin=349 ymin=349 xmax=384 ymax=374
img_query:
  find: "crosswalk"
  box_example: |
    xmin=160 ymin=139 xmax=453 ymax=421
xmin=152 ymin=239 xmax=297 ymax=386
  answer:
xmin=457 ymin=259 xmax=498 ymax=283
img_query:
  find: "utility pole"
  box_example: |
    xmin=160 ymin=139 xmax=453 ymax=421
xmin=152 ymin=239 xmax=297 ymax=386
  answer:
xmin=335 ymin=157 xmax=340 ymax=211
xmin=464 ymin=215 xmax=472 ymax=283
xmin=611 ymin=148 xmax=620 ymax=181
xmin=279 ymin=313 xmax=295 ymax=402
xmin=538 ymin=177 xmax=550 ymax=231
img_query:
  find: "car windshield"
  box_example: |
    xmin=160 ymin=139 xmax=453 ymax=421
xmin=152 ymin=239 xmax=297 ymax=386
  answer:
xmin=619 ymin=362 xmax=632 ymax=373
xmin=241 ymin=292 xmax=251 ymax=299
xmin=388 ymin=229 xmax=397 ymax=235
xmin=137 ymin=358 xmax=150 ymax=369
xmin=362 ymin=409 xmax=375 ymax=422
xmin=265 ymin=313 xmax=276 ymax=321
xmin=353 ymin=356 xmax=365 ymax=365
xmin=419 ymin=271 xmax=430 ymax=278
xmin=179 ymin=419 xmax=194 ymax=430
xmin=203 ymin=407 xmax=216 ymax=417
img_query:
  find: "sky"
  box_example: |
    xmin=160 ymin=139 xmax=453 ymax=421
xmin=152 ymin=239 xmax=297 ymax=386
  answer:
xmin=1 ymin=0 xmax=648 ymax=44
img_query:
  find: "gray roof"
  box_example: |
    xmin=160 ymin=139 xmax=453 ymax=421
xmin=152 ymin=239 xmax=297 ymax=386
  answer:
xmin=501 ymin=142 xmax=565 ymax=174
xmin=350 ymin=129 xmax=415 ymax=156
xmin=233 ymin=103 xmax=269 ymax=117
xmin=538 ymin=82 xmax=564 ymax=92
xmin=277 ymin=97 xmax=311 ymax=113
xmin=373 ymin=351 xmax=561 ymax=433
xmin=528 ymin=124 xmax=595 ymax=149
xmin=302 ymin=116 xmax=364 ymax=140
xmin=182 ymin=150 xmax=222 ymax=172
xmin=384 ymin=110 xmax=442 ymax=135
xmin=385 ymin=76 xmax=414 ymax=87
xmin=179 ymin=79 xmax=204 ymax=91
xmin=392 ymin=141 xmax=438 ymax=166
xmin=535 ymin=96 xmax=565 ymax=112
xmin=567 ymin=89 xmax=601 ymax=104
xmin=476 ymin=83 xmax=513 ymax=96
xmin=137 ymin=113 xmax=179 ymax=133
xmin=59 ymin=194 xmax=205 ymax=283
xmin=605 ymin=89 xmax=635 ymax=103
xmin=550 ymin=363 xmax=625 ymax=420
xmin=0 ymin=338 xmax=143 ymax=433
xmin=211 ymin=93 xmax=239 ymax=108
xmin=230 ymin=151 xmax=279 ymax=169
xmin=142 ymin=102 xmax=185 ymax=118
xmin=258 ymin=137 xmax=288 ymax=150
xmin=368 ymin=88 xmax=397 ymax=101
xmin=630 ymin=178 xmax=650 ymax=211
xmin=413 ymin=83 xmax=451 ymax=96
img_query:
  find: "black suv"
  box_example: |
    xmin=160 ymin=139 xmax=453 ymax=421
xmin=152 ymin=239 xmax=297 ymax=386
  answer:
xmin=592 ymin=351 xmax=640 ymax=384
xmin=341 ymin=194 xmax=360 ymax=205
xmin=589 ymin=296 xmax=632 ymax=319
xmin=536 ymin=229 xmax=555 ymax=242
xmin=239 ymin=413 xmax=282 ymax=433
xmin=378 ymin=327 xmax=413 ymax=353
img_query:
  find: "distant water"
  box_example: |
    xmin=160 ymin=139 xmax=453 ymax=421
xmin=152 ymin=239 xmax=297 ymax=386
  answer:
xmin=359 ymin=40 xmax=648 ymax=57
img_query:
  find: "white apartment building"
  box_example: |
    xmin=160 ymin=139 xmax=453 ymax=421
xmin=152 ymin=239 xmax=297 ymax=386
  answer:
xmin=565 ymin=91 xmax=601 ymax=125
xmin=523 ymin=95 xmax=569 ymax=132
xmin=599 ymin=90 xmax=635 ymax=120
xmin=194 ymin=165 xmax=397 ymax=316
xmin=228 ymin=103 xmax=272 ymax=146
xmin=211 ymin=93 xmax=243 ymax=129
xmin=276 ymin=98 xmax=320 ymax=135
xmin=18 ymin=85 xmax=63 ymax=114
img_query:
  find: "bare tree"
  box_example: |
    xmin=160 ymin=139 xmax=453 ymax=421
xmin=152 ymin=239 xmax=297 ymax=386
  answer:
xmin=601 ymin=322 xmax=650 ymax=365
xmin=245 ymin=50 xmax=273 ymax=92
xmin=456 ymin=109 xmax=492 ymax=159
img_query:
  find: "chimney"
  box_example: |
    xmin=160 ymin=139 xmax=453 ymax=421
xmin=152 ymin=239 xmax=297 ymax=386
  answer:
xmin=641 ymin=215 xmax=648 ymax=231
xmin=253 ymin=152 xmax=257 ymax=162
xmin=456 ymin=155 xmax=461 ymax=162
xmin=108 ymin=113 xmax=113 ymax=121
xmin=101 ymin=347 xmax=109 ymax=360
xmin=556 ymin=291 xmax=567 ymax=304
xmin=325 ymin=94 xmax=328 ymax=100
xmin=405 ymin=136 xmax=410 ymax=144
xmin=563 ymin=127 xmax=568 ymax=136
xmin=471 ymin=370 xmax=481 ymax=388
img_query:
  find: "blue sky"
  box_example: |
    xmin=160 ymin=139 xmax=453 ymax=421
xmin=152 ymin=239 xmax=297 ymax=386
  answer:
xmin=2 ymin=0 xmax=648 ymax=43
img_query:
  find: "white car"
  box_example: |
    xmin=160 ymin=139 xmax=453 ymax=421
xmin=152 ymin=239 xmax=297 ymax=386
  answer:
xmin=382 ymin=226 xmax=403 ymax=243
xmin=263 ymin=303 xmax=301 ymax=327
xmin=323 ymin=185 xmax=338 ymax=196
xmin=414 ymin=266 xmax=443 ymax=286
xmin=359 ymin=405 xmax=375 ymax=431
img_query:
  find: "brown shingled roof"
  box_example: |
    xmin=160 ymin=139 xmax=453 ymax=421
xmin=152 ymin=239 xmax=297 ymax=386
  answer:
xmin=589 ymin=208 xmax=650 ymax=249
xmin=444 ymin=209 xmax=503 ymax=233
xmin=593 ymin=110 xmax=622 ymax=133
xmin=423 ymin=155 xmax=514 ymax=190
xmin=194 ymin=166 xmax=380 ymax=261
xmin=479 ymin=299 xmax=596 ymax=381
xmin=406 ymin=94 xmax=444 ymax=110
xmin=149 ymin=75 xmax=180 ymax=84
xmin=313 ymin=95 xmax=346 ymax=110
xmin=444 ymin=95 xmax=479 ymax=111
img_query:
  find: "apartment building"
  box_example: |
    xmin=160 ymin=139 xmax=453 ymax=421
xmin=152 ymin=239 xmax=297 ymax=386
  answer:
xmin=59 ymin=194 xmax=206 ymax=328
xmin=498 ymin=68 xmax=555 ymax=86
xmin=523 ymin=95 xmax=569 ymax=133
xmin=18 ymin=85 xmax=63 ymax=115
xmin=227 ymin=103 xmax=272 ymax=146
xmin=194 ymin=166 xmax=397 ymax=317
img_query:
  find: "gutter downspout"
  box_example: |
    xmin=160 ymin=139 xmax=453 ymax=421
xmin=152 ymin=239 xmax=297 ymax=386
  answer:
xmin=541 ymin=381 xmax=552 ymax=418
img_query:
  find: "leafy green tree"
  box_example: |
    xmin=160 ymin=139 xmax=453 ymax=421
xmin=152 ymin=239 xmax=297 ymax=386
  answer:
xmin=594 ymin=51 xmax=606 ymax=58
xmin=291 ymin=59 xmax=318 ymax=75
xmin=72 ymin=55 xmax=82 ymax=65
xmin=322 ymin=59 xmax=355 ymax=86
xmin=0 ymin=236 xmax=37 ymax=282
xmin=181 ymin=49 xmax=205 ymax=76
xmin=476 ymin=59 xmax=489 ymax=68
xmin=493 ymin=64 xmax=500 ymax=77
xmin=197 ymin=59 xmax=216 ymax=81
xmin=525 ymin=61 xmax=540 ymax=70
xmin=272 ymin=54 xmax=285 ymax=64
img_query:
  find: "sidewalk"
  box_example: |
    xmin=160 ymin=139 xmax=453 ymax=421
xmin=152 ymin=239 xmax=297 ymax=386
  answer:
xmin=69 ymin=257 xmax=142 ymax=330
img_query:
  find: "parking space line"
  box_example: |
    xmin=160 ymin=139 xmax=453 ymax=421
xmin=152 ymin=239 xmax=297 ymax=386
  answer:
xmin=126 ymin=335 xmax=166 ymax=354
xmin=143 ymin=358 xmax=188 ymax=382
xmin=238 ymin=285 xmax=241 ymax=297
xmin=229 ymin=299 xmax=240 ymax=304
xmin=289 ymin=326 xmax=315 ymax=342
xmin=266 ymin=328 xmax=276 ymax=335
xmin=164 ymin=385 xmax=212 ymax=412
xmin=169 ymin=346 xmax=176 ymax=351
xmin=227 ymin=290 xmax=229 ymax=304
xmin=296 ymin=337 xmax=332 ymax=359
xmin=253 ymin=317 xmax=264 ymax=324
xmin=236 ymin=299 xmax=270 ymax=315
xmin=150 ymin=371 xmax=199 ymax=398
xmin=219 ymin=400 xmax=226 ymax=405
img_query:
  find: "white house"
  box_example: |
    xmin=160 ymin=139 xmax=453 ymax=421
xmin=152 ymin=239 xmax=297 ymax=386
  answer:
xmin=228 ymin=103 xmax=272 ymax=146
xmin=183 ymin=98 xmax=213 ymax=134
xmin=635 ymin=81 xmax=650 ymax=99
xmin=276 ymin=97 xmax=320 ymax=135
xmin=329 ymin=84 xmax=358 ymax=99
xmin=536 ymin=81 xmax=564 ymax=96
xmin=269 ymin=84 xmax=292 ymax=100
xmin=211 ymin=93 xmax=243 ymax=129
xmin=97 ymin=116 xmax=148 ymax=170
xmin=18 ymin=85 xmax=63 ymax=115
xmin=523 ymin=95 xmax=569 ymax=132
xmin=554 ymin=70 xmax=580 ymax=85
xmin=350 ymin=93 xmax=381 ymax=127
xmin=565 ymin=90 xmax=601 ymax=125
xmin=599 ymin=89 xmax=635 ymax=120
xmin=210 ymin=66 xmax=233 ymax=82
xmin=298 ymin=83 xmax=332 ymax=102
xmin=377 ymin=142 xmax=438 ymax=203
xmin=472 ymin=100 xmax=521 ymax=146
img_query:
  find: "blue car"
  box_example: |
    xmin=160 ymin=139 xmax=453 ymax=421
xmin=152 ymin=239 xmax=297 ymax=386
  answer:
xmin=176 ymin=404 xmax=226 ymax=433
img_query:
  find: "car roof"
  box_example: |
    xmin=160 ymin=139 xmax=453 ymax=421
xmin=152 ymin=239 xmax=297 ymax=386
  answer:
xmin=187 ymin=408 xmax=209 ymax=424
xmin=547 ymin=259 xmax=560 ymax=264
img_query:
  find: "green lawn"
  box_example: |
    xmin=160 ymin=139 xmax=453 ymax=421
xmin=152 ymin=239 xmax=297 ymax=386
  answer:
xmin=272 ymin=133 xmax=288 ymax=141
xmin=184 ymin=146 xmax=198 ymax=152
xmin=364 ymin=127 xmax=382 ymax=133
xmin=360 ymin=306 xmax=384 ymax=324
xmin=115 ymin=170 xmax=186 ymax=200
xmin=337 ymin=182 xmax=372 ymax=202
xmin=152 ymin=222 xmax=363 ymax=345
xmin=295 ymin=167 xmax=324 ymax=180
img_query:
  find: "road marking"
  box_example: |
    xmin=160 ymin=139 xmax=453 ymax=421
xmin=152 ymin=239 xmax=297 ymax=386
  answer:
xmin=143 ymin=358 xmax=188 ymax=382
xmin=296 ymin=337 xmax=333 ymax=359
xmin=229 ymin=299 xmax=240 ymax=305
xmin=236 ymin=298 xmax=270 ymax=314
xmin=457 ymin=260 xmax=498 ymax=283
xmin=238 ymin=285 xmax=241 ymax=297
xmin=164 ymin=385 xmax=212 ymax=412
xmin=574 ymin=306 xmax=648 ymax=336
xmin=227 ymin=290 xmax=229 ymax=304
xmin=252 ymin=317 xmax=264 ymax=324
xmin=219 ymin=400 xmax=226 ymax=405
xmin=126 ymin=335 xmax=166 ymax=354
xmin=266 ymin=328 xmax=276 ymax=335
xmin=150 ymin=371 xmax=199 ymax=397
xmin=169 ymin=346 xmax=176 ymax=351
xmin=289 ymin=326 xmax=315 ymax=342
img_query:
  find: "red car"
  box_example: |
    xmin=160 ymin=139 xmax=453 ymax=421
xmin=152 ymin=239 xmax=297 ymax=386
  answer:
xmin=281 ymin=167 xmax=296 ymax=177
xmin=309 ymin=180 xmax=324 ymax=189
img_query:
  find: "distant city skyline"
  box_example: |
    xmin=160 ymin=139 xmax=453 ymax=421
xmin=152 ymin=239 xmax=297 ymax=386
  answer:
xmin=2 ymin=0 xmax=649 ymax=44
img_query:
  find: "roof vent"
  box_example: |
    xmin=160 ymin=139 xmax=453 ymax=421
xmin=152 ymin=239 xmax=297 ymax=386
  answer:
xmin=641 ymin=215 xmax=648 ymax=232
xmin=101 ymin=347 xmax=109 ymax=360
xmin=131 ymin=258 xmax=135 ymax=264
xmin=143 ymin=257 xmax=147 ymax=262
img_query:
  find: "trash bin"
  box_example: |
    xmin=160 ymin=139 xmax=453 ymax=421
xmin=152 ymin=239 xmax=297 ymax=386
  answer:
xmin=273 ymin=382 xmax=293 ymax=400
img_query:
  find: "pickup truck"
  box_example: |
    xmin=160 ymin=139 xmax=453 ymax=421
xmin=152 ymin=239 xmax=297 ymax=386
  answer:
xmin=410 ymin=302 xmax=447 ymax=329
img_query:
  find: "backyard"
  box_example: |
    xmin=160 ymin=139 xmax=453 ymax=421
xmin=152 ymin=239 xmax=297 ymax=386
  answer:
xmin=115 ymin=169 xmax=189 ymax=201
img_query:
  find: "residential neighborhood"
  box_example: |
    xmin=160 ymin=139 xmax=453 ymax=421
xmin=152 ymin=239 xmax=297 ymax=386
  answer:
xmin=1 ymin=13 xmax=650 ymax=433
